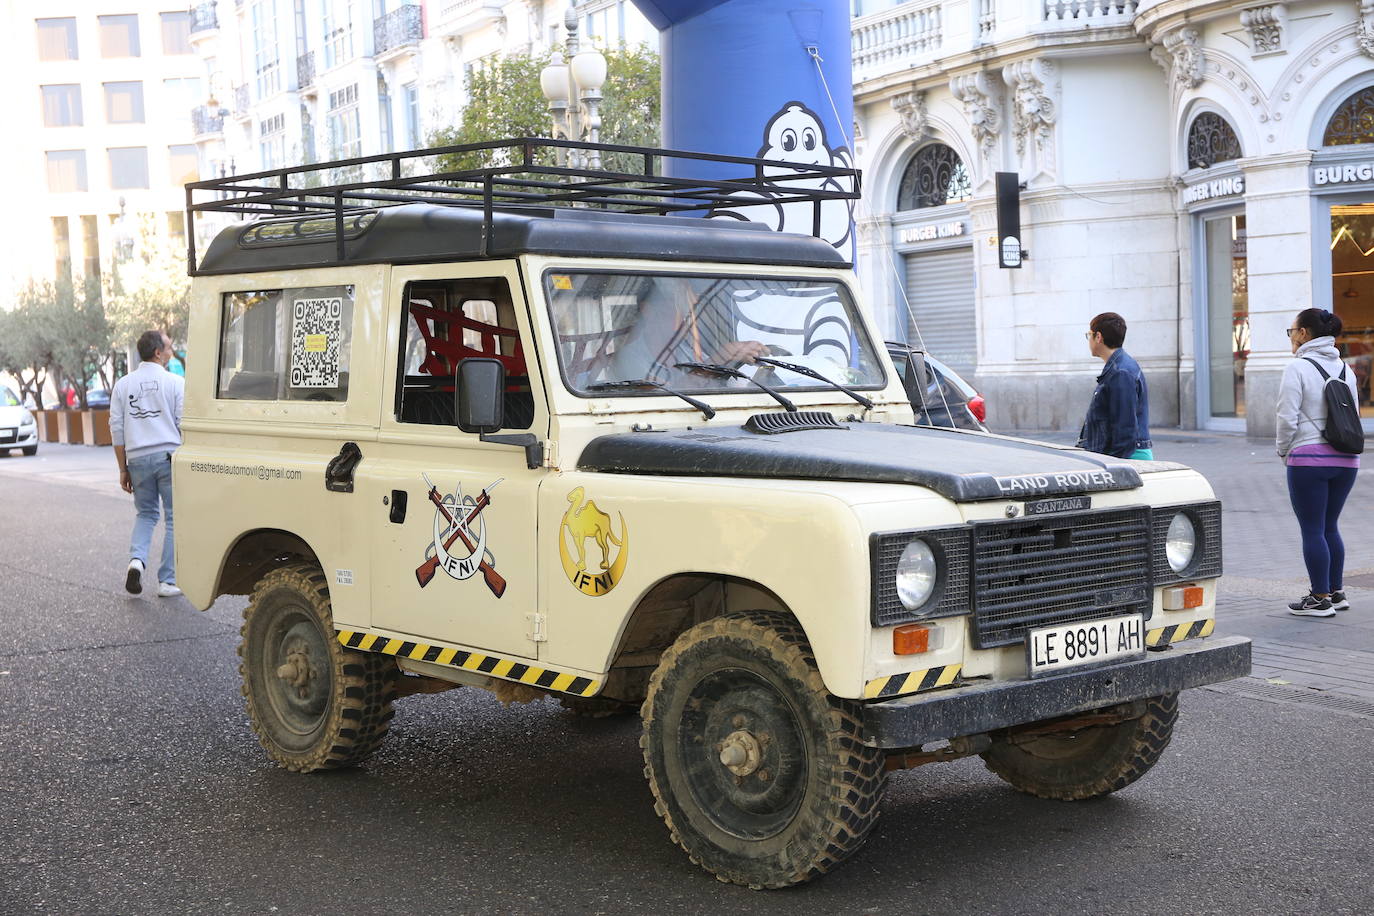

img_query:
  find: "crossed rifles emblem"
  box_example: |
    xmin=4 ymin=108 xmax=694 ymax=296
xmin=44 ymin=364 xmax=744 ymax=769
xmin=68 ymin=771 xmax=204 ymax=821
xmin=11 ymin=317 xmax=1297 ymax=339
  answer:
xmin=416 ymin=474 xmax=507 ymax=598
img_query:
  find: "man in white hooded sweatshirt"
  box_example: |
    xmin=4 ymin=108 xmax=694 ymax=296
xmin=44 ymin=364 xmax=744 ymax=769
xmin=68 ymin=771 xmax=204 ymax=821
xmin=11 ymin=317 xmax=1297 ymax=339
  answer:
xmin=1276 ymin=308 xmax=1361 ymax=617
xmin=110 ymin=329 xmax=185 ymax=597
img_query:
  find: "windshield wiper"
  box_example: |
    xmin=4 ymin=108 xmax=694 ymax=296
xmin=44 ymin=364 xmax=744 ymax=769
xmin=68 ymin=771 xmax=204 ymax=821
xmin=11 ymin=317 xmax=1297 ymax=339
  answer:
xmin=674 ymin=362 xmax=797 ymax=413
xmin=586 ymin=379 xmax=716 ymax=420
xmin=753 ymin=357 xmax=874 ymax=410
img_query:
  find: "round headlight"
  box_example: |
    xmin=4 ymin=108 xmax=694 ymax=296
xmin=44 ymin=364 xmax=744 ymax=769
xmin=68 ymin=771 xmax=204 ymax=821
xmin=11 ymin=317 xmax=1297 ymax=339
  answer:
xmin=1166 ymin=512 xmax=1197 ymax=573
xmin=20 ymin=411 xmax=35 ymax=426
xmin=895 ymin=539 xmax=939 ymax=610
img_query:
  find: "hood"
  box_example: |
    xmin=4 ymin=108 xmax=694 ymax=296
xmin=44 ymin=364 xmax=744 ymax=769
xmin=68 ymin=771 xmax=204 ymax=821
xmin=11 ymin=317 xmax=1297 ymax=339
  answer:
xmin=0 ymin=405 xmax=31 ymax=424
xmin=578 ymin=419 xmax=1175 ymax=502
xmin=1295 ymin=337 xmax=1341 ymax=362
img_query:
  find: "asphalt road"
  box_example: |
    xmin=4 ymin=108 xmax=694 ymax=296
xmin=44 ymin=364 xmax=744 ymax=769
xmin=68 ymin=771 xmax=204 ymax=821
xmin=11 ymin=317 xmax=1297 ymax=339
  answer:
xmin=2 ymin=449 xmax=1372 ymax=915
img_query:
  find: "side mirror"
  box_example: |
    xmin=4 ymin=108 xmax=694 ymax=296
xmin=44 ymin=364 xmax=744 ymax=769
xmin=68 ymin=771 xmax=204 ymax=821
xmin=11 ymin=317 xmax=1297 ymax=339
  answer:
xmin=908 ymin=351 xmax=931 ymax=409
xmin=456 ymin=358 xmax=505 ymax=434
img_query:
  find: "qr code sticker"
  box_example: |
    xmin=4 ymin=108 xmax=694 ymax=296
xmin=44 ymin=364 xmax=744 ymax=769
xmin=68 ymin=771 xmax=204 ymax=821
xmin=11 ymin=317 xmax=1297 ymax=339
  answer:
xmin=290 ymin=297 xmax=343 ymax=388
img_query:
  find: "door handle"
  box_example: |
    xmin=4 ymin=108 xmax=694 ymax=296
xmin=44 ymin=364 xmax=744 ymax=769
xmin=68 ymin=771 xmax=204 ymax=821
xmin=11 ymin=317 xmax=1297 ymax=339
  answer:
xmin=389 ymin=489 xmax=408 ymax=524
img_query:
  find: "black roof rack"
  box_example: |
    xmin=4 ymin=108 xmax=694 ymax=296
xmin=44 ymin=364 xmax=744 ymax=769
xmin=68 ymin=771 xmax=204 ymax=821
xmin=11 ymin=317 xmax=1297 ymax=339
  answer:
xmin=184 ymin=137 xmax=860 ymax=275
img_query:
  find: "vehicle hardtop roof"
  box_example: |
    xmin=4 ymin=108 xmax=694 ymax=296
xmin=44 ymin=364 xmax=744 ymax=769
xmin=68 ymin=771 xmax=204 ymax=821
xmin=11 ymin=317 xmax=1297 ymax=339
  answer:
xmin=185 ymin=137 xmax=858 ymax=276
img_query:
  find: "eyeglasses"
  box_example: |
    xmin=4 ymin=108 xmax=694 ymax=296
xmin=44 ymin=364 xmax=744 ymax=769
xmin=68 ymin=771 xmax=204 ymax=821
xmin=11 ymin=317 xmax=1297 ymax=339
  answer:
xmin=1084 ymin=331 xmax=1096 ymax=341
xmin=1285 ymin=328 xmax=1301 ymax=338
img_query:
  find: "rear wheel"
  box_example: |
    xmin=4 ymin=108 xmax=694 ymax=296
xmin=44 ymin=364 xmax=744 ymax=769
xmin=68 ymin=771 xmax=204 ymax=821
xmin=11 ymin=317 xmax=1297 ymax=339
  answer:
xmin=641 ymin=611 xmax=885 ymax=889
xmin=980 ymin=694 xmax=1179 ymax=800
xmin=22 ymin=445 xmax=37 ymax=456
xmin=239 ymin=563 xmax=397 ymax=772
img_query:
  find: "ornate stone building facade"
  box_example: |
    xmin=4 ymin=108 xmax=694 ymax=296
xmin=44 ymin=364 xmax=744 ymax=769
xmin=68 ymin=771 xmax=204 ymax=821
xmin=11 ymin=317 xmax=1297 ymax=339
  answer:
xmin=852 ymin=0 xmax=1374 ymax=436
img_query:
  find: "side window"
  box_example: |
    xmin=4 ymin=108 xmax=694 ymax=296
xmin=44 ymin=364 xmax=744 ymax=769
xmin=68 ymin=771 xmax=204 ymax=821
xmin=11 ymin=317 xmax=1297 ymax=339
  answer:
xmin=218 ymin=285 xmax=354 ymax=401
xmin=396 ymin=277 xmax=533 ymax=430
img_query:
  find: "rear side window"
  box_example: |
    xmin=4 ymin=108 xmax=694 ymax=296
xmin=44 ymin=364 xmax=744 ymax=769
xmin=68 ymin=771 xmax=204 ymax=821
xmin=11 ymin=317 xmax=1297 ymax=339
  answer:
xmin=218 ymin=285 xmax=355 ymax=401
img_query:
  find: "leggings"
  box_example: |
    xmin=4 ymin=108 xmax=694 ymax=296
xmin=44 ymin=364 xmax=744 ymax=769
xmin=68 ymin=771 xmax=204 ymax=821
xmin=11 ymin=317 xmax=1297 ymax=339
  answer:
xmin=1286 ymin=465 xmax=1358 ymax=594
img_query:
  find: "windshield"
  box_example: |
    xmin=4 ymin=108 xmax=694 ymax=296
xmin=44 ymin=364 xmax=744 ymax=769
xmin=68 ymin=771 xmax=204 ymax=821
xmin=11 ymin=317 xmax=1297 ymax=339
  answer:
xmin=2 ymin=386 xmax=19 ymax=407
xmin=545 ymin=271 xmax=886 ymax=395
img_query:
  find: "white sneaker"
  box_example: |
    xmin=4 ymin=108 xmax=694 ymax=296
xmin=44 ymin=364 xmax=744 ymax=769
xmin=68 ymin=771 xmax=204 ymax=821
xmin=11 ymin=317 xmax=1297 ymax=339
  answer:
xmin=156 ymin=582 xmax=182 ymax=598
xmin=125 ymin=559 xmax=144 ymax=595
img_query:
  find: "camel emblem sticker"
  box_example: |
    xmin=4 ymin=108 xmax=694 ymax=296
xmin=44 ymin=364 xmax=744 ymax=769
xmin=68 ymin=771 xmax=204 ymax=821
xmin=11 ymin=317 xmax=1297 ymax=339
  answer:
xmin=416 ymin=474 xmax=506 ymax=598
xmin=559 ymin=488 xmax=629 ymax=596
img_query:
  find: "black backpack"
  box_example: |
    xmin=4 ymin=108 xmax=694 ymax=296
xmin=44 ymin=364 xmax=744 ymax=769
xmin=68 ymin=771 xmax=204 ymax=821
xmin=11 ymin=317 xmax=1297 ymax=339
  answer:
xmin=1304 ymin=358 xmax=1365 ymax=454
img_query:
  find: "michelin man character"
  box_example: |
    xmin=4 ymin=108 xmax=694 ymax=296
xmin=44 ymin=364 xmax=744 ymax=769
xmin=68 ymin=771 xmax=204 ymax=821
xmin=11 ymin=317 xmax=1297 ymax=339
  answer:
xmin=710 ymin=102 xmax=856 ymax=251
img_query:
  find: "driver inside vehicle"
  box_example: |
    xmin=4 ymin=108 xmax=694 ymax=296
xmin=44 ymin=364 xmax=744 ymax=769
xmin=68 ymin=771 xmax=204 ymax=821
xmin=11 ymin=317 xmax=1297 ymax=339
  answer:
xmin=609 ymin=276 xmax=769 ymax=384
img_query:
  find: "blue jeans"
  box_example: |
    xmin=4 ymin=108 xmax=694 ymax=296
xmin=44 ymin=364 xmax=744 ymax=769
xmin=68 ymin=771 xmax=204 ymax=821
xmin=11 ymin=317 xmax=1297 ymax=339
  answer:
xmin=128 ymin=450 xmax=175 ymax=585
xmin=1286 ymin=465 xmax=1358 ymax=595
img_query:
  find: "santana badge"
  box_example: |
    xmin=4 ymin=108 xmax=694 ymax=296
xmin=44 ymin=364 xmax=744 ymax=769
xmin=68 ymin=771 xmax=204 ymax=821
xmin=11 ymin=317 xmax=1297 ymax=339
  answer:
xmin=415 ymin=474 xmax=506 ymax=598
xmin=559 ymin=487 xmax=629 ymax=596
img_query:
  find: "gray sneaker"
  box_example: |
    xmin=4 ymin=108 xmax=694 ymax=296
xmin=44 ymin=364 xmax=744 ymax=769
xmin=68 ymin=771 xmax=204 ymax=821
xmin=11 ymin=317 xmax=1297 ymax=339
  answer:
xmin=1330 ymin=590 xmax=1350 ymax=611
xmin=1288 ymin=593 xmax=1334 ymax=617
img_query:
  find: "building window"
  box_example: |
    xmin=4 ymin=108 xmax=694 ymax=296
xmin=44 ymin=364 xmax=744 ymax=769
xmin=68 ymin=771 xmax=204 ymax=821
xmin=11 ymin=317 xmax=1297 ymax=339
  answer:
xmin=52 ymin=216 xmax=72 ymax=282
xmin=98 ymin=14 xmax=141 ymax=58
xmin=327 ymin=84 xmax=361 ymax=158
xmin=404 ymin=83 xmax=420 ymax=150
xmin=1323 ymin=87 xmax=1374 ymax=147
xmin=36 ymin=18 xmax=78 ymax=61
xmin=109 ymin=147 xmax=150 ymax=189
xmin=161 ymin=11 xmax=193 ymax=54
xmin=322 ymin=0 xmax=355 ymax=69
xmin=252 ymin=1 xmax=282 ymax=99
xmin=1186 ymin=112 xmax=1243 ymax=169
xmin=897 ymin=144 xmax=972 ymax=211
xmin=41 ymin=85 xmax=83 ymax=127
xmin=169 ymin=144 xmax=199 ymax=185
xmin=379 ymin=82 xmax=394 ymax=152
xmin=46 ymin=150 xmax=87 ymax=192
xmin=163 ymin=77 xmax=203 ymax=123
xmin=104 ymin=82 xmax=146 ymax=124
xmin=259 ymin=114 xmax=286 ymax=169
xmin=168 ymin=211 xmax=186 ymax=246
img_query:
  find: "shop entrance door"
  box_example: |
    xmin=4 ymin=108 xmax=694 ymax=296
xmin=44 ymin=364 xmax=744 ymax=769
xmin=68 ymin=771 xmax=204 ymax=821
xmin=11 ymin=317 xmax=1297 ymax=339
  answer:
xmin=1329 ymin=203 xmax=1374 ymax=417
xmin=1200 ymin=212 xmax=1249 ymax=428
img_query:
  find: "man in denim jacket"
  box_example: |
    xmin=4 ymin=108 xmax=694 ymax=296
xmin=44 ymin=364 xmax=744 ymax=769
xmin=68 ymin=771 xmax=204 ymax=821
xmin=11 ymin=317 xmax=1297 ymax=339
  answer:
xmin=1077 ymin=312 xmax=1154 ymax=460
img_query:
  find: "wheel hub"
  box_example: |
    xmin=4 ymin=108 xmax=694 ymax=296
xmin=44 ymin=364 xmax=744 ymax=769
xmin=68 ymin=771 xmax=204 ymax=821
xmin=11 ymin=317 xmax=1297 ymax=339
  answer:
xmin=276 ymin=643 xmax=316 ymax=699
xmin=718 ymin=729 xmax=764 ymax=777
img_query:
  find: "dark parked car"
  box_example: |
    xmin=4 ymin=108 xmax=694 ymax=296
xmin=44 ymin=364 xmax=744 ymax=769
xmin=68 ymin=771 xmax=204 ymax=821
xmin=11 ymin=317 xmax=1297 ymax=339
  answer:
xmin=85 ymin=388 xmax=111 ymax=409
xmin=885 ymin=341 xmax=987 ymax=431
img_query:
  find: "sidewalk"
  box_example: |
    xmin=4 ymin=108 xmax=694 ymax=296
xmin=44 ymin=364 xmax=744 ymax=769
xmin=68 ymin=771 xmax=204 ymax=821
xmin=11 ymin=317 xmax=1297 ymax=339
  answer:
xmin=5 ymin=435 xmax=1374 ymax=714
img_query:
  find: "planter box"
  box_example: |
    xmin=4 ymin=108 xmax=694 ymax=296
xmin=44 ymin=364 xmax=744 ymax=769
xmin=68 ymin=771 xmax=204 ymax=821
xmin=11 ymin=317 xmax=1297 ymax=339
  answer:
xmin=34 ymin=410 xmax=60 ymax=442
xmin=82 ymin=409 xmax=112 ymax=446
xmin=54 ymin=410 xmax=82 ymax=444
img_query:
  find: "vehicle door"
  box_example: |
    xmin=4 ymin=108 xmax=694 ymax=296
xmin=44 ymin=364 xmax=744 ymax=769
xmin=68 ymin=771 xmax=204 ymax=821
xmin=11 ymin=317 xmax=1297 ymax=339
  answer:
xmin=364 ymin=262 xmax=548 ymax=659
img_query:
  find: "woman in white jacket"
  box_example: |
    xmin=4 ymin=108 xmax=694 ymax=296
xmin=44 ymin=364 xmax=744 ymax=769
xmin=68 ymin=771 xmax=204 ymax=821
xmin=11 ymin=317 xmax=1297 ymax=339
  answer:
xmin=1276 ymin=308 xmax=1361 ymax=617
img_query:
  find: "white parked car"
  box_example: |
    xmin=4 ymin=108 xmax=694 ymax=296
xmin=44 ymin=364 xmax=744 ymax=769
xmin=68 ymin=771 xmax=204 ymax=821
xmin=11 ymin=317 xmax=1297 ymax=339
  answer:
xmin=0 ymin=386 xmax=39 ymax=456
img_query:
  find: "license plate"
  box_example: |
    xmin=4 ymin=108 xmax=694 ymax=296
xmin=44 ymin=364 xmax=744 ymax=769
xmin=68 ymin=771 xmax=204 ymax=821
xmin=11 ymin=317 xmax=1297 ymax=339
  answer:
xmin=1024 ymin=495 xmax=1091 ymax=516
xmin=1026 ymin=614 xmax=1145 ymax=678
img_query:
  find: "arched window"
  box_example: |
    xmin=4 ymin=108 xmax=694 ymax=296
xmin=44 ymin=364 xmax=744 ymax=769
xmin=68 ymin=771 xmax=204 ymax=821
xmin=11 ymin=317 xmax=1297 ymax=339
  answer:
xmin=897 ymin=144 xmax=971 ymax=210
xmin=1186 ymin=112 xmax=1243 ymax=170
xmin=1322 ymin=86 xmax=1374 ymax=146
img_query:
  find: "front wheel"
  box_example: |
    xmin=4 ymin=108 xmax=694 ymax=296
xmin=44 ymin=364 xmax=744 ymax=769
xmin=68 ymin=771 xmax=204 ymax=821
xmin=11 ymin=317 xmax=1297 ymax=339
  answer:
xmin=641 ymin=611 xmax=885 ymax=889
xmin=239 ymin=563 xmax=397 ymax=772
xmin=980 ymin=694 xmax=1179 ymax=800
xmin=22 ymin=445 xmax=37 ymax=456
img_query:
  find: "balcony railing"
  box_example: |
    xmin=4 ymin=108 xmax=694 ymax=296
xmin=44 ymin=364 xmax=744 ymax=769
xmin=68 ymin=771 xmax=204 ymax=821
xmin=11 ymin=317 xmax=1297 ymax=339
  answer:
xmin=298 ymin=50 xmax=316 ymax=90
xmin=1039 ymin=0 xmax=1137 ymax=27
xmin=191 ymin=106 xmax=224 ymax=137
xmin=374 ymin=4 xmax=423 ymax=57
xmin=189 ymin=2 xmax=218 ymax=34
xmin=852 ymin=0 xmax=944 ymax=83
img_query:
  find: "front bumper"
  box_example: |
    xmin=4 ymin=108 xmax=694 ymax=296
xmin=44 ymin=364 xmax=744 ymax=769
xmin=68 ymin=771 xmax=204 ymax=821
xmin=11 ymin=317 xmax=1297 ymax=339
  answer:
xmin=862 ymin=635 xmax=1251 ymax=748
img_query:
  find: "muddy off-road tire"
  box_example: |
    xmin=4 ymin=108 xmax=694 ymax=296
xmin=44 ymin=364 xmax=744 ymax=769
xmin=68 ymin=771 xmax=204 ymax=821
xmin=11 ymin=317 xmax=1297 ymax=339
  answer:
xmin=980 ymin=693 xmax=1179 ymax=801
xmin=239 ymin=564 xmax=397 ymax=772
xmin=641 ymin=611 xmax=886 ymax=889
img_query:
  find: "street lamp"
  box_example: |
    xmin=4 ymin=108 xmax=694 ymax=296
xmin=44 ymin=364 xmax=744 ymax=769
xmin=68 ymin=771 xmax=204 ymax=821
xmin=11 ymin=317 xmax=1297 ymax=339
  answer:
xmin=112 ymin=196 xmax=136 ymax=263
xmin=539 ymin=4 xmax=607 ymax=170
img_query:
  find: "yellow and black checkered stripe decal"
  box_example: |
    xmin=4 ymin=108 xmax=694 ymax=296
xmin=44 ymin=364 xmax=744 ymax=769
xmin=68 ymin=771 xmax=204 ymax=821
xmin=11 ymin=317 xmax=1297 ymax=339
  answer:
xmin=336 ymin=630 xmax=600 ymax=697
xmin=1146 ymin=618 xmax=1215 ymax=648
xmin=864 ymin=664 xmax=962 ymax=700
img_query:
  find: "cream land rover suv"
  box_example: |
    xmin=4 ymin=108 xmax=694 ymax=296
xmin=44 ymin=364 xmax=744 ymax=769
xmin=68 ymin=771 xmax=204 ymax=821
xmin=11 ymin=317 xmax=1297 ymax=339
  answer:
xmin=175 ymin=140 xmax=1250 ymax=889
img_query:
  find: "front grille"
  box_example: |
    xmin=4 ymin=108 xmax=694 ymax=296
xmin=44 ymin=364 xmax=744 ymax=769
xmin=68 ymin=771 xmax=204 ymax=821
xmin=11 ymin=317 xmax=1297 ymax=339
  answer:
xmin=0 ymin=428 xmax=15 ymax=444
xmin=1151 ymin=501 xmax=1223 ymax=586
xmin=971 ymin=507 xmax=1152 ymax=648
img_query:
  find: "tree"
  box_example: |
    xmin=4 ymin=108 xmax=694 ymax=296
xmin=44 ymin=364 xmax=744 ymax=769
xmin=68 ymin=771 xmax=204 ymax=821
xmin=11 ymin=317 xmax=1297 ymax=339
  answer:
xmin=106 ymin=214 xmax=191 ymax=373
xmin=46 ymin=274 xmax=109 ymax=410
xmin=428 ymin=44 xmax=661 ymax=174
xmin=0 ymin=289 xmax=55 ymax=409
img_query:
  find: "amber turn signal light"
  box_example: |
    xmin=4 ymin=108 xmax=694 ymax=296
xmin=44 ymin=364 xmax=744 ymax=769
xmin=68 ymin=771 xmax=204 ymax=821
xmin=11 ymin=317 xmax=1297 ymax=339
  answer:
xmin=893 ymin=624 xmax=932 ymax=655
xmin=1162 ymin=585 xmax=1205 ymax=610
